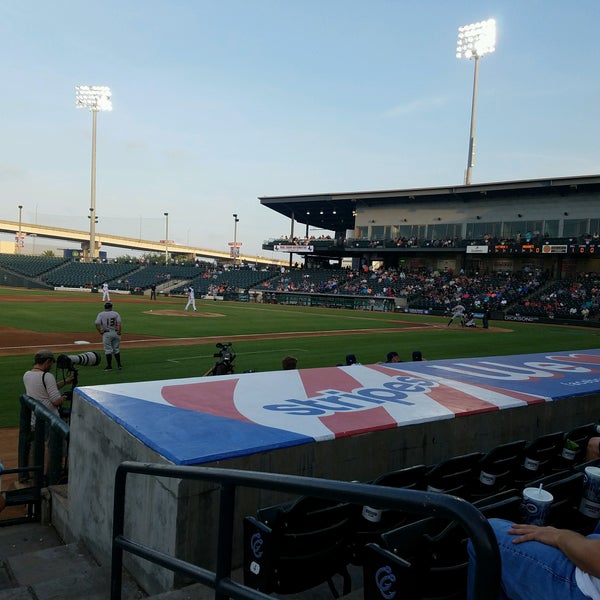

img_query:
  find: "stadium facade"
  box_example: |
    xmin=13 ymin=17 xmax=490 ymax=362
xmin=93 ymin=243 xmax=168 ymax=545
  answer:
xmin=261 ymin=173 xmax=600 ymax=276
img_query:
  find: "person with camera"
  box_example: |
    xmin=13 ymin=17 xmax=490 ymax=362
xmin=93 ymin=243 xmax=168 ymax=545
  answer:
xmin=22 ymin=350 xmax=74 ymax=482
xmin=95 ymin=301 xmax=123 ymax=371
xmin=24 ymin=350 xmax=74 ymax=421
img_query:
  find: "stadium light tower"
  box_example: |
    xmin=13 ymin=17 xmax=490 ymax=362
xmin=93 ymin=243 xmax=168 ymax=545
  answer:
xmin=164 ymin=212 xmax=169 ymax=265
xmin=17 ymin=205 xmax=23 ymax=254
xmin=456 ymin=18 xmax=496 ymax=185
xmin=232 ymin=213 xmax=239 ymax=265
xmin=75 ymin=85 xmax=112 ymax=261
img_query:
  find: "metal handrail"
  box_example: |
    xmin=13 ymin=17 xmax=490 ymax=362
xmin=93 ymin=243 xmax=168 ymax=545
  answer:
xmin=111 ymin=461 xmax=500 ymax=600
xmin=19 ymin=394 xmax=70 ymax=486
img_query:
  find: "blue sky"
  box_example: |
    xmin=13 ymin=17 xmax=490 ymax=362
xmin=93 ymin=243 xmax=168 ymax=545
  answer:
xmin=1 ymin=1 xmax=599 ymax=258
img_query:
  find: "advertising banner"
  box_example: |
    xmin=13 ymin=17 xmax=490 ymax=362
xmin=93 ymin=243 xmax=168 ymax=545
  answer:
xmin=78 ymin=349 xmax=600 ymax=465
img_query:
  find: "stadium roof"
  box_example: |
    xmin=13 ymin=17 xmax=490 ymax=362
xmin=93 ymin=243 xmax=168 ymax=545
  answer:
xmin=259 ymin=173 xmax=600 ymax=233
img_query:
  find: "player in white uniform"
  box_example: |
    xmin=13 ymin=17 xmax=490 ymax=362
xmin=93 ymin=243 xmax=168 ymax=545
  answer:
xmin=447 ymin=303 xmax=466 ymax=327
xmin=185 ymin=286 xmax=197 ymax=311
xmin=95 ymin=302 xmax=122 ymax=371
xmin=101 ymin=282 xmax=110 ymax=302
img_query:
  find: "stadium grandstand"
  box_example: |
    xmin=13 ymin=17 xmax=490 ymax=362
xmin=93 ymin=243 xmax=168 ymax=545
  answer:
xmin=2 ymin=173 xmax=599 ymax=325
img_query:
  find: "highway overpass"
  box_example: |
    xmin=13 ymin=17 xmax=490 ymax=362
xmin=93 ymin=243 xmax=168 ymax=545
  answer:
xmin=0 ymin=220 xmax=286 ymax=266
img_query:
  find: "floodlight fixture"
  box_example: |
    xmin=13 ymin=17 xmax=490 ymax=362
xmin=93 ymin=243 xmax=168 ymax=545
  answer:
xmin=456 ymin=19 xmax=496 ymax=60
xmin=456 ymin=19 xmax=496 ymax=185
xmin=75 ymin=85 xmax=113 ymax=112
xmin=75 ymin=85 xmax=112 ymax=261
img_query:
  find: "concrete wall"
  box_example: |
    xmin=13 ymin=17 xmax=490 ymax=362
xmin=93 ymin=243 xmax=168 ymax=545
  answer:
xmin=67 ymin=389 xmax=600 ymax=595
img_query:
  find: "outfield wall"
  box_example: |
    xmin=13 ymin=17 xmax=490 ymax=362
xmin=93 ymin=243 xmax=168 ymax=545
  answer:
xmin=69 ymin=349 xmax=600 ymax=593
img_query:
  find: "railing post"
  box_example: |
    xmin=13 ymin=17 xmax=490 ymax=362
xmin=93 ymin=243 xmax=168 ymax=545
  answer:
xmin=18 ymin=395 xmax=33 ymax=480
xmin=110 ymin=465 xmax=127 ymax=600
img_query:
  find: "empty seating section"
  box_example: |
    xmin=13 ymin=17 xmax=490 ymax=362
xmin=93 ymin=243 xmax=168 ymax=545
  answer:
xmin=0 ymin=253 xmax=68 ymax=277
xmin=243 ymin=422 xmax=599 ymax=599
xmin=171 ymin=268 xmax=275 ymax=296
xmin=43 ymin=262 xmax=139 ymax=288
xmin=124 ymin=264 xmax=207 ymax=291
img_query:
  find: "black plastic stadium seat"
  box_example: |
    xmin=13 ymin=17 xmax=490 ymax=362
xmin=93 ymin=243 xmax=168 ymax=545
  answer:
xmin=243 ymin=496 xmax=353 ymax=597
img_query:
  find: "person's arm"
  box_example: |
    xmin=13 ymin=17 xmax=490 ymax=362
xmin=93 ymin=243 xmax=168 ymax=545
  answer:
xmin=44 ymin=373 xmax=70 ymax=406
xmin=509 ymin=523 xmax=600 ymax=578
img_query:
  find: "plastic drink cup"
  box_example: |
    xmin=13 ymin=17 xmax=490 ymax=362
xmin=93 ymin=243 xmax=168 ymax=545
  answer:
xmin=579 ymin=466 xmax=600 ymax=519
xmin=521 ymin=487 xmax=553 ymax=526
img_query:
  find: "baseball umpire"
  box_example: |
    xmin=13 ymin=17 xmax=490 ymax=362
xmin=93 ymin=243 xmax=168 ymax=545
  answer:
xmin=95 ymin=301 xmax=123 ymax=371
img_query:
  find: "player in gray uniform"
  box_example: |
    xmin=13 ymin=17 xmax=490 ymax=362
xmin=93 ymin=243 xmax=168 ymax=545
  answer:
xmin=95 ymin=302 xmax=122 ymax=371
xmin=447 ymin=303 xmax=466 ymax=327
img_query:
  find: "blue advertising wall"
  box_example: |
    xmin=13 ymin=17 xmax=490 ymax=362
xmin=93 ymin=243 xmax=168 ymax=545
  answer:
xmin=77 ymin=349 xmax=600 ymax=465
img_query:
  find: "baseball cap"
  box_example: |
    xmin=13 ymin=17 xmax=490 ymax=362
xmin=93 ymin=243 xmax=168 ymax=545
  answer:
xmin=34 ymin=349 xmax=55 ymax=363
xmin=104 ymin=302 xmax=113 ymax=309
xmin=345 ymin=354 xmax=357 ymax=365
xmin=386 ymin=351 xmax=399 ymax=362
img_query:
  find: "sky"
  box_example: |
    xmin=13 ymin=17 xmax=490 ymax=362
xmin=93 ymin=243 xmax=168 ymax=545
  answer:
xmin=1 ymin=1 xmax=599 ymax=259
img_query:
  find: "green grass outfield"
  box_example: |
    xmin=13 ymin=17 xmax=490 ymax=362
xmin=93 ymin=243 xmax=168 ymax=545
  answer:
xmin=1 ymin=287 xmax=599 ymax=427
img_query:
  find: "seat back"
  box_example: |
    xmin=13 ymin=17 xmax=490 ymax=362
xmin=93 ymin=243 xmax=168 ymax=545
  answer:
xmin=243 ymin=498 xmax=353 ymax=596
xmin=555 ymin=423 xmax=597 ymax=469
xmin=348 ymin=465 xmax=429 ymax=565
xmin=378 ymin=517 xmax=469 ymax=599
xmin=473 ymin=489 xmax=522 ymax=522
xmin=470 ymin=440 xmax=527 ymax=500
xmin=515 ymin=431 xmax=565 ymax=486
xmin=362 ymin=542 xmax=421 ymax=600
xmin=425 ymin=452 xmax=484 ymax=498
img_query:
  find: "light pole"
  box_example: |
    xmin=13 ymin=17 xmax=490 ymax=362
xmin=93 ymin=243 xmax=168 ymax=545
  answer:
xmin=456 ymin=18 xmax=496 ymax=185
xmin=75 ymin=85 xmax=112 ymax=261
xmin=164 ymin=212 xmax=169 ymax=265
xmin=17 ymin=205 xmax=23 ymax=254
xmin=232 ymin=213 xmax=239 ymax=265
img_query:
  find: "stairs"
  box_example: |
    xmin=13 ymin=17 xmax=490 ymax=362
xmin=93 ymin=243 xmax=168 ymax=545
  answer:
xmin=0 ymin=522 xmax=222 ymax=599
xmin=0 ymin=522 xmax=144 ymax=599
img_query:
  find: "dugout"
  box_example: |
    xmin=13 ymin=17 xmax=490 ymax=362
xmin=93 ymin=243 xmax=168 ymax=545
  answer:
xmin=65 ymin=350 xmax=600 ymax=594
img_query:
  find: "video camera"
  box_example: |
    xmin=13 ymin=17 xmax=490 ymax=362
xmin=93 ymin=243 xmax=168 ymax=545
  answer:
xmin=56 ymin=351 xmax=102 ymax=371
xmin=55 ymin=352 xmax=101 ymax=420
xmin=206 ymin=342 xmax=236 ymax=376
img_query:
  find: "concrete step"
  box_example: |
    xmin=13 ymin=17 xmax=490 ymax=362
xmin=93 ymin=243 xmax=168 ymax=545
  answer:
xmin=0 ymin=523 xmax=364 ymax=599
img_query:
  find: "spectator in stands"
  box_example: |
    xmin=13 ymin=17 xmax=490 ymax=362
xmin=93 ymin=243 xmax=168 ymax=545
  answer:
xmin=386 ymin=351 xmax=401 ymax=363
xmin=586 ymin=436 xmax=600 ymax=461
xmin=345 ymin=354 xmax=360 ymax=366
xmin=467 ymin=518 xmax=600 ymax=600
xmin=281 ymin=356 xmax=298 ymax=370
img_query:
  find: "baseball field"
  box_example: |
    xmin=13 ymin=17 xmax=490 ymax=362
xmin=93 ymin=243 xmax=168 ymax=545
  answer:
xmin=1 ymin=286 xmax=599 ymax=429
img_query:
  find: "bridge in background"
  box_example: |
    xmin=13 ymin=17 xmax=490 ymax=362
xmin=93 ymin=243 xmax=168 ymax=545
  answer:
xmin=0 ymin=220 xmax=285 ymax=266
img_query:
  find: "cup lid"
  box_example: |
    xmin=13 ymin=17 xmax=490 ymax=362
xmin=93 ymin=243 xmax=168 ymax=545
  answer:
xmin=523 ymin=488 xmax=553 ymax=502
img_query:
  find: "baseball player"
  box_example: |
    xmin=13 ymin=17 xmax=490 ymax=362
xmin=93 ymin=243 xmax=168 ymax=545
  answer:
xmin=185 ymin=285 xmax=197 ymax=311
xmin=95 ymin=302 xmax=122 ymax=371
xmin=447 ymin=303 xmax=466 ymax=327
xmin=101 ymin=281 xmax=110 ymax=302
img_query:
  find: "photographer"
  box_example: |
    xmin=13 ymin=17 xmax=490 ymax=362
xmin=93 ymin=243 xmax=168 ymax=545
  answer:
xmin=23 ymin=350 xmax=74 ymax=422
xmin=22 ymin=349 xmax=74 ymax=481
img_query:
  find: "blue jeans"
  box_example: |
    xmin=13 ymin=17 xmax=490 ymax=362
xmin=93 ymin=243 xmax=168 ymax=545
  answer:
xmin=467 ymin=518 xmax=592 ymax=600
